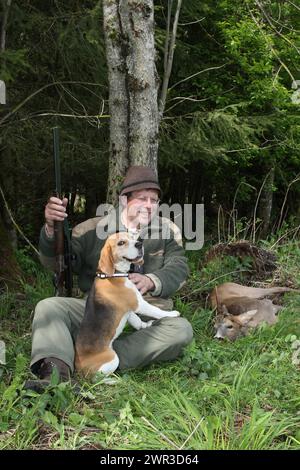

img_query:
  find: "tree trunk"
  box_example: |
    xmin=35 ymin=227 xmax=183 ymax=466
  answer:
xmin=103 ymin=0 xmax=159 ymax=204
xmin=1 ymin=0 xmax=12 ymax=52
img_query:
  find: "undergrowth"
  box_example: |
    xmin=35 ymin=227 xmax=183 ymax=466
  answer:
xmin=0 ymin=238 xmax=299 ymax=450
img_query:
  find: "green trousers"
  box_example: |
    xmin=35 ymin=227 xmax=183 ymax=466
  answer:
xmin=30 ymin=294 xmax=193 ymax=374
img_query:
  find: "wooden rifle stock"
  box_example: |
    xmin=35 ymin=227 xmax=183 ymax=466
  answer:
xmin=54 ymin=220 xmax=65 ymax=296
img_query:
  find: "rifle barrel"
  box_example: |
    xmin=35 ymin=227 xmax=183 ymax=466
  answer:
xmin=52 ymin=127 xmax=73 ymax=297
xmin=53 ymin=127 xmax=61 ymax=197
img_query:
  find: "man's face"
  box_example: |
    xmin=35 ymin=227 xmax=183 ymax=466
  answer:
xmin=124 ymin=189 xmax=160 ymax=226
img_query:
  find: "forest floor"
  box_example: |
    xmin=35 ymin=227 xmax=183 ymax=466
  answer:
xmin=0 ymin=236 xmax=300 ymax=450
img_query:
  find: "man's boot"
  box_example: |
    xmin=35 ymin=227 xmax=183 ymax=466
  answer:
xmin=24 ymin=357 xmax=72 ymax=394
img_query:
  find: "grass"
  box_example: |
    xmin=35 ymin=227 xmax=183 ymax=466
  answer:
xmin=0 ymin=240 xmax=299 ymax=450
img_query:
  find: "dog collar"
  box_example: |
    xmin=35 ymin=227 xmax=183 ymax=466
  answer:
xmin=95 ymin=272 xmax=129 ymax=279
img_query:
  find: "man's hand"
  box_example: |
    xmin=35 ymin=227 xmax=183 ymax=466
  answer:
xmin=44 ymin=196 xmax=68 ymax=237
xmin=128 ymin=273 xmax=155 ymax=295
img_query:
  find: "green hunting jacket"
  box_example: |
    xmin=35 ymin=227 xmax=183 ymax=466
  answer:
xmin=39 ymin=209 xmax=189 ymax=299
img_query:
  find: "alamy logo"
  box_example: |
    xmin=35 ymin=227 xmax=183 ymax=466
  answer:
xmin=291 ymin=339 xmax=300 ymax=366
xmin=95 ymin=203 xmax=204 ymax=251
xmin=291 ymin=80 xmax=300 ymax=105
xmin=0 ymin=340 xmax=6 ymax=365
xmin=0 ymin=80 xmax=6 ymax=105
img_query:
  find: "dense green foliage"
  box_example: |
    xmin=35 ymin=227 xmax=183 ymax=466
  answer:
xmin=0 ymin=0 xmax=299 ymax=244
xmin=158 ymin=0 xmax=300 ymax=228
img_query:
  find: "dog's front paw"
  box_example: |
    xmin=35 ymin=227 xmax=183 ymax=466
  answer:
xmin=167 ymin=310 xmax=181 ymax=317
xmin=140 ymin=320 xmax=154 ymax=329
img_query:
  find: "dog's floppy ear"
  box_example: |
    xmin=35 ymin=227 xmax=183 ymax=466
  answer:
xmin=99 ymin=241 xmax=115 ymax=275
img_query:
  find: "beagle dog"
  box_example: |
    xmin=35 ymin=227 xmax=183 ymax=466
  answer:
xmin=75 ymin=232 xmax=180 ymax=377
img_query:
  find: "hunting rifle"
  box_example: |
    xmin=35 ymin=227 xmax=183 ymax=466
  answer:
xmin=53 ymin=127 xmax=73 ymax=296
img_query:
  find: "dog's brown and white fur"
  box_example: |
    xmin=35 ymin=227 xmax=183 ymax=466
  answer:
xmin=75 ymin=232 xmax=180 ymax=376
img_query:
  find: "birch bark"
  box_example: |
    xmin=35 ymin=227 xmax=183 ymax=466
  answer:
xmin=103 ymin=0 xmax=159 ymax=204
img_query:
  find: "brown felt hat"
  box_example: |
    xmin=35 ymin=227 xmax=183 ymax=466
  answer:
xmin=120 ymin=166 xmax=161 ymax=196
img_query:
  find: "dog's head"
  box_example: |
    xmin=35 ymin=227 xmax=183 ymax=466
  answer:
xmin=99 ymin=232 xmax=144 ymax=275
